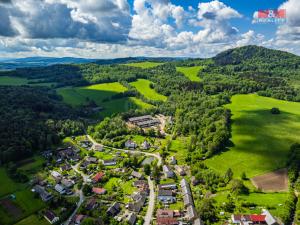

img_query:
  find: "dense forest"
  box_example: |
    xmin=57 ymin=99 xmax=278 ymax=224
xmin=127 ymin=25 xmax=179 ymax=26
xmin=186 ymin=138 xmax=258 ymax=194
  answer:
xmin=1 ymin=45 xmax=300 ymax=164
xmin=0 ymin=86 xmax=84 ymax=163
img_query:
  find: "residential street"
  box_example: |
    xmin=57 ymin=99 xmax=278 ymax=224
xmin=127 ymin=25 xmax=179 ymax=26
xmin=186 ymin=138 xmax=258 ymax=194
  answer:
xmin=144 ymin=176 xmax=155 ymax=225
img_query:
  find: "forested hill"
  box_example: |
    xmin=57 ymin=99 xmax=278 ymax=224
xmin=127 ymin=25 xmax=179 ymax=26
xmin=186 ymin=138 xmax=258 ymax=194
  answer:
xmin=209 ymin=45 xmax=300 ymax=76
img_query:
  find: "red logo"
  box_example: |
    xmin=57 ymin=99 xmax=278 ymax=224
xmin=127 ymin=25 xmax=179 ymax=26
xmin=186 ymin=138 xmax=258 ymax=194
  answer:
xmin=258 ymin=9 xmax=286 ymax=19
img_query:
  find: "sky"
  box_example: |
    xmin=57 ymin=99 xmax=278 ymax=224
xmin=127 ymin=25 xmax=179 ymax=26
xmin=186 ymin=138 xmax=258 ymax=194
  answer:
xmin=0 ymin=0 xmax=299 ymax=59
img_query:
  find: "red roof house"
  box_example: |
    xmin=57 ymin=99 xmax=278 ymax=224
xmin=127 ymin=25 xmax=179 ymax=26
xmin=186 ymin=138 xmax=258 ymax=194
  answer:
xmin=92 ymin=187 xmax=106 ymax=195
xmin=93 ymin=172 xmax=104 ymax=183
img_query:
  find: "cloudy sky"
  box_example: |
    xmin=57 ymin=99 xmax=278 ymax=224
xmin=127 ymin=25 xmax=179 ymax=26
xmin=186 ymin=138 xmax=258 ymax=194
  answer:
xmin=0 ymin=0 xmax=299 ymax=58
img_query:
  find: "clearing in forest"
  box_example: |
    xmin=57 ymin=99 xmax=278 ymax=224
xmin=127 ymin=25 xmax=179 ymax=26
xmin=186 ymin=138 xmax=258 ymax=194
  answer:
xmin=176 ymin=66 xmax=202 ymax=82
xmin=123 ymin=61 xmax=163 ymax=69
xmin=130 ymin=79 xmax=167 ymax=101
xmin=205 ymin=94 xmax=300 ymax=178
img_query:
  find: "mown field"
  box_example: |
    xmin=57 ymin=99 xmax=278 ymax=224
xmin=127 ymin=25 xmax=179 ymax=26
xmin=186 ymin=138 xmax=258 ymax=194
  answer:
xmin=123 ymin=61 xmax=163 ymax=68
xmin=58 ymin=82 xmax=153 ymax=117
xmin=205 ymin=94 xmax=300 ymax=178
xmin=130 ymin=79 xmax=167 ymax=101
xmin=176 ymin=66 xmax=202 ymax=82
xmin=15 ymin=215 xmax=49 ymax=225
xmin=0 ymin=76 xmax=55 ymax=87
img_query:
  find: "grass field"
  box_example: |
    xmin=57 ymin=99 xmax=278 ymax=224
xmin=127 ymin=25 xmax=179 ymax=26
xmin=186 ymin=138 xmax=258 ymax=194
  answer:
xmin=15 ymin=215 xmax=49 ymax=225
xmin=176 ymin=66 xmax=202 ymax=82
xmin=0 ymin=76 xmax=55 ymax=87
xmin=130 ymin=79 xmax=167 ymax=101
xmin=0 ymin=168 xmax=24 ymax=197
xmin=205 ymin=94 xmax=300 ymax=178
xmin=57 ymin=82 xmax=128 ymax=106
xmin=123 ymin=61 xmax=163 ymax=68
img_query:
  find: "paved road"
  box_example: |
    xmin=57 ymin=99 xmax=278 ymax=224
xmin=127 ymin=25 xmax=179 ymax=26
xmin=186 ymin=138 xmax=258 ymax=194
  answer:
xmin=63 ymin=162 xmax=88 ymax=225
xmin=86 ymin=135 xmax=161 ymax=225
xmin=87 ymin=135 xmax=162 ymax=166
xmin=144 ymin=176 xmax=155 ymax=225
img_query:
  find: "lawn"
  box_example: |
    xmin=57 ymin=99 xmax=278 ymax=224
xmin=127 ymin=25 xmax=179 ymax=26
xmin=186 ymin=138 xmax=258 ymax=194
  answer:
xmin=57 ymin=82 xmax=128 ymax=106
xmin=205 ymin=94 xmax=300 ymax=178
xmin=176 ymin=66 xmax=202 ymax=82
xmin=168 ymin=137 xmax=189 ymax=165
xmin=18 ymin=156 xmax=45 ymax=177
xmin=123 ymin=61 xmax=163 ymax=69
xmin=0 ymin=168 xmax=24 ymax=197
xmin=130 ymin=79 xmax=167 ymax=101
xmin=15 ymin=214 xmax=49 ymax=225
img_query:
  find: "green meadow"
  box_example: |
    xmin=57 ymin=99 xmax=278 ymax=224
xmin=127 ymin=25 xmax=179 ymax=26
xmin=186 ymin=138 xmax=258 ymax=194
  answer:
xmin=130 ymin=79 xmax=167 ymax=101
xmin=57 ymin=82 xmax=128 ymax=106
xmin=176 ymin=66 xmax=202 ymax=82
xmin=123 ymin=61 xmax=163 ymax=69
xmin=15 ymin=215 xmax=49 ymax=225
xmin=58 ymin=82 xmax=153 ymax=117
xmin=205 ymin=94 xmax=300 ymax=178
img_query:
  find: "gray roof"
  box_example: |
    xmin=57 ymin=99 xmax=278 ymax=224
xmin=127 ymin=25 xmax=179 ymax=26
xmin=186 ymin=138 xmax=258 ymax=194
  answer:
xmin=128 ymin=115 xmax=152 ymax=122
xmin=180 ymin=178 xmax=189 ymax=188
xmin=158 ymin=189 xmax=173 ymax=196
xmin=187 ymin=205 xmax=197 ymax=220
xmin=183 ymin=193 xmax=194 ymax=207
xmin=193 ymin=218 xmax=204 ymax=225
xmin=182 ymin=185 xmax=192 ymax=196
xmin=262 ymin=210 xmax=278 ymax=225
xmin=128 ymin=213 xmax=137 ymax=225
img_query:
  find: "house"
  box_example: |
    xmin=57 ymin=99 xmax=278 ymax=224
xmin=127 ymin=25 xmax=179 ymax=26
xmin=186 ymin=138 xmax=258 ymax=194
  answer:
xmin=55 ymin=184 xmax=66 ymax=195
xmin=163 ymin=165 xmax=175 ymax=178
xmin=73 ymin=214 xmax=86 ymax=225
xmin=170 ymin=156 xmax=177 ymax=165
xmin=93 ymin=144 xmax=103 ymax=151
xmin=102 ymin=159 xmax=117 ymax=166
xmin=133 ymin=180 xmax=148 ymax=187
xmin=262 ymin=209 xmax=279 ymax=225
xmin=61 ymin=178 xmax=74 ymax=188
xmin=92 ymin=187 xmax=106 ymax=195
xmin=191 ymin=176 xmax=201 ymax=186
xmin=86 ymin=157 xmax=98 ymax=163
xmin=51 ymin=171 xmax=61 ymax=179
xmin=44 ymin=210 xmax=59 ymax=224
xmin=131 ymin=171 xmax=144 ymax=180
xmin=156 ymin=209 xmax=180 ymax=225
xmin=187 ymin=205 xmax=197 ymax=220
xmin=128 ymin=193 xmax=146 ymax=213
xmin=158 ymin=183 xmax=177 ymax=190
xmin=86 ymin=198 xmax=98 ymax=210
xmin=141 ymin=140 xmax=151 ymax=150
xmin=93 ymin=172 xmax=105 ymax=183
xmin=180 ymin=179 xmax=194 ymax=207
xmin=174 ymin=165 xmax=186 ymax=176
xmin=107 ymin=202 xmax=121 ymax=216
xmin=125 ymin=140 xmax=137 ymax=149
xmin=60 ymin=164 xmax=71 ymax=172
xmin=158 ymin=189 xmax=176 ymax=203
xmin=33 ymin=185 xmax=53 ymax=202
xmin=128 ymin=213 xmax=137 ymax=225
xmin=193 ymin=218 xmax=204 ymax=225
xmin=231 ymin=214 xmax=267 ymax=225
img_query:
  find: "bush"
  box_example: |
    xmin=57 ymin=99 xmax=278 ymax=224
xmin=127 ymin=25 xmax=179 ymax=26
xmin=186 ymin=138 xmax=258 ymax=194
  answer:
xmin=271 ymin=107 xmax=280 ymax=114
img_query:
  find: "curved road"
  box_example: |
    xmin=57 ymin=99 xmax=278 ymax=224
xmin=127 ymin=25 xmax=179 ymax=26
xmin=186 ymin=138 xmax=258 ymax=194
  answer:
xmin=86 ymin=135 xmax=161 ymax=225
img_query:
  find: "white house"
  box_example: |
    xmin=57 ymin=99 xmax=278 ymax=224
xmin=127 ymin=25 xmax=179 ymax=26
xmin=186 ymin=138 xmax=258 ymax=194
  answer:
xmin=55 ymin=184 xmax=66 ymax=195
xmin=51 ymin=171 xmax=61 ymax=179
xmin=158 ymin=189 xmax=176 ymax=203
xmin=141 ymin=141 xmax=151 ymax=150
xmin=125 ymin=140 xmax=137 ymax=149
xmin=163 ymin=165 xmax=175 ymax=178
xmin=44 ymin=210 xmax=59 ymax=224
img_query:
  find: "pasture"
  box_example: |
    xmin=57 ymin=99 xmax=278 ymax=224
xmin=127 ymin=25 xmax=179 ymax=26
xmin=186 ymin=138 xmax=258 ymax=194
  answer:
xmin=15 ymin=215 xmax=49 ymax=225
xmin=205 ymin=94 xmax=300 ymax=178
xmin=57 ymin=82 xmax=127 ymax=106
xmin=130 ymin=79 xmax=167 ymax=101
xmin=176 ymin=66 xmax=202 ymax=82
xmin=123 ymin=61 xmax=163 ymax=68
xmin=0 ymin=168 xmax=24 ymax=197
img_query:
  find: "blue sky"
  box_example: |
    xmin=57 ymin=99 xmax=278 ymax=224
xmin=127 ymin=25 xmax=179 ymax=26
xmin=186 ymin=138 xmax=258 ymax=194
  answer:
xmin=0 ymin=0 xmax=299 ymax=58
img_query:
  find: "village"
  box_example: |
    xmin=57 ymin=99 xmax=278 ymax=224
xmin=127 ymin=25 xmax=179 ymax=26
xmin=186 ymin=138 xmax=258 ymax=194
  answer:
xmin=30 ymin=114 xmax=280 ymax=225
